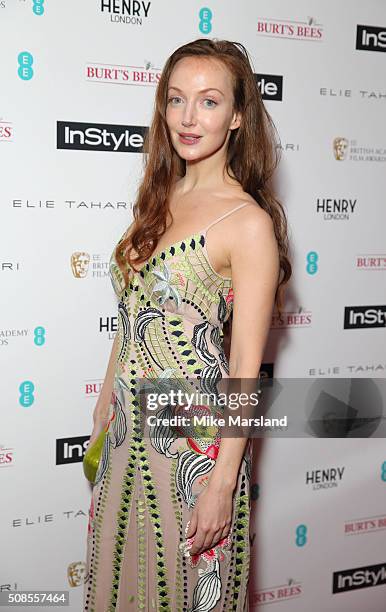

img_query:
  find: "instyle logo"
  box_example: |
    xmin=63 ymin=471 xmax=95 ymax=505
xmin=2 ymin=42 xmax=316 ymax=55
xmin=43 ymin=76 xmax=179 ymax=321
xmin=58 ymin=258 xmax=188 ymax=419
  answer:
xmin=85 ymin=61 xmax=161 ymax=85
xmin=254 ymin=73 xmax=283 ymax=101
xmin=57 ymin=121 xmax=147 ymax=152
xmin=256 ymin=16 xmax=323 ymax=41
xmin=344 ymin=305 xmax=386 ymax=329
xmin=56 ymin=436 xmax=90 ymax=465
xmin=356 ymin=25 xmax=386 ymax=52
xmin=332 ymin=562 xmax=386 ymax=593
xmin=100 ymin=0 xmax=151 ymax=25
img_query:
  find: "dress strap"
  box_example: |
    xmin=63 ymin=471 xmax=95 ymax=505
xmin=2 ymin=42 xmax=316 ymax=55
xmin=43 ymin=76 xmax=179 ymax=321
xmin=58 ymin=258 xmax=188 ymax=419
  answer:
xmin=203 ymin=202 xmax=254 ymax=233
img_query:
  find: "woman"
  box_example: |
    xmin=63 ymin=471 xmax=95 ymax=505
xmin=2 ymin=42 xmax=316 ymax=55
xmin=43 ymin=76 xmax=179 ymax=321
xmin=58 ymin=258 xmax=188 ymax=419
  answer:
xmin=83 ymin=38 xmax=291 ymax=611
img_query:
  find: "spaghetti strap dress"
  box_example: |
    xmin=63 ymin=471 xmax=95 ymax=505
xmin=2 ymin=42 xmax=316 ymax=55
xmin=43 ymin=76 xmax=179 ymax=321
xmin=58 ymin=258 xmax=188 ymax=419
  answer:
xmin=83 ymin=202 xmax=255 ymax=612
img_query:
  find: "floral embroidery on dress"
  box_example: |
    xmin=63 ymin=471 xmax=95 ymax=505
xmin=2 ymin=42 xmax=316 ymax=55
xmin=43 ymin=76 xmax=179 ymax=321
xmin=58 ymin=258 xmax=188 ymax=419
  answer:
xmin=88 ymin=495 xmax=95 ymax=536
xmin=179 ymin=519 xmax=232 ymax=569
xmin=225 ymin=287 xmax=234 ymax=305
xmin=151 ymin=261 xmax=182 ymax=307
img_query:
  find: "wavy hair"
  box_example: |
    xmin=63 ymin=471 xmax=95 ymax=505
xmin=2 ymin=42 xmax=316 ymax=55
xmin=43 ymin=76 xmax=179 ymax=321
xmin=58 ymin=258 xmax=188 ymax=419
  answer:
xmin=115 ymin=37 xmax=292 ymax=317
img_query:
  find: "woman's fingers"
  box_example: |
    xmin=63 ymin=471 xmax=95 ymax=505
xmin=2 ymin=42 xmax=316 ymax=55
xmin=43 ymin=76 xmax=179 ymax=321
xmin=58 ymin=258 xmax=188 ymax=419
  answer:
xmin=219 ymin=525 xmax=231 ymax=543
xmin=185 ymin=512 xmax=198 ymax=539
xmin=203 ymin=528 xmax=224 ymax=553
xmin=190 ymin=526 xmax=219 ymax=555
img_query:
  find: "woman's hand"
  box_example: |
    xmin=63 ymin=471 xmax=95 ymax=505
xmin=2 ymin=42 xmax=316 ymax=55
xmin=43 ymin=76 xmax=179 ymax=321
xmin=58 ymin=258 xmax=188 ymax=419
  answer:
xmin=185 ymin=482 xmax=234 ymax=556
xmin=89 ymin=404 xmax=110 ymax=447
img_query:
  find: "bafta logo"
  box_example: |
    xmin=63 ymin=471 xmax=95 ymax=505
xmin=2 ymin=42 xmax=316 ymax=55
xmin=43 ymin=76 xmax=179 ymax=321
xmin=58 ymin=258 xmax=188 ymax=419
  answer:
xmin=333 ymin=137 xmax=348 ymax=161
xmin=68 ymin=561 xmax=87 ymax=587
xmin=71 ymin=252 xmax=90 ymax=278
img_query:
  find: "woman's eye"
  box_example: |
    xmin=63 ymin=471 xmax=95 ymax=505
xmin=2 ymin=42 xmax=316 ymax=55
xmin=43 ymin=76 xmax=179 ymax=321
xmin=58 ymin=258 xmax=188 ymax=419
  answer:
xmin=204 ymin=98 xmax=217 ymax=107
xmin=167 ymin=96 xmax=217 ymax=107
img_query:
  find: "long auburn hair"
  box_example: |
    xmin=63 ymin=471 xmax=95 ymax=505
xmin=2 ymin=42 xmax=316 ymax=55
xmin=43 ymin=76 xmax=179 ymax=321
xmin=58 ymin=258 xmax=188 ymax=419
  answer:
xmin=115 ymin=37 xmax=292 ymax=318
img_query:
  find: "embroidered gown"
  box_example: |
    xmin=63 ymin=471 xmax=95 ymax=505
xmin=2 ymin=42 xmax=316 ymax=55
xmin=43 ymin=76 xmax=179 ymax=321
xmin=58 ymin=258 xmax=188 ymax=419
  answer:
xmin=83 ymin=202 xmax=254 ymax=611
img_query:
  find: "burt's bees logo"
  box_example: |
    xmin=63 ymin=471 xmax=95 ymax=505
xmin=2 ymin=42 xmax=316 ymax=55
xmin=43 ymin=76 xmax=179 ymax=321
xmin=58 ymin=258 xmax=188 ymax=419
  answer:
xmin=71 ymin=252 xmax=90 ymax=278
xmin=333 ymin=137 xmax=349 ymax=161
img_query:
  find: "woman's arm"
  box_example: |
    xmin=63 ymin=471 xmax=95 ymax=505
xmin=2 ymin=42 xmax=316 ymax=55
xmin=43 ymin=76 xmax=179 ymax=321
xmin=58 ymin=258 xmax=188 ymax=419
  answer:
xmin=187 ymin=207 xmax=280 ymax=556
xmin=93 ymin=331 xmax=120 ymax=422
xmin=209 ymin=207 xmax=280 ymax=491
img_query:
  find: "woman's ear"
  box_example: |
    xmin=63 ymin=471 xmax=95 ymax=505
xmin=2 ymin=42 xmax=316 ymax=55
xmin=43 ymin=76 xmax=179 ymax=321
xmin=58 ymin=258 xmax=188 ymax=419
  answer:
xmin=230 ymin=110 xmax=242 ymax=131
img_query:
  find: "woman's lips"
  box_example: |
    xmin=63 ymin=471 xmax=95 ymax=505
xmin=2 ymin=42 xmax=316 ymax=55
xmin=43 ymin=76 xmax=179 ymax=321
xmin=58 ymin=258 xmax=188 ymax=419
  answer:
xmin=178 ymin=134 xmax=202 ymax=145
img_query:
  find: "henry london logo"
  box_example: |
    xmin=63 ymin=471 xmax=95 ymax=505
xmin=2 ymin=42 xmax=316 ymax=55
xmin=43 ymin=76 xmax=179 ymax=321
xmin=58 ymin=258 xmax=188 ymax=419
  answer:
xmin=306 ymin=466 xmax=345 ymax=490
xmin=254 ymin=73 xmax=283 ymax=101
xmin=356 ymin=25 xmax=386 ymax=53
xmin=316 ymin=197 xmax=357 ymax=221
xmin=256 ymin=16 xmax=323 ymax=41
xmin=57 ymin=121 xmax=147 ymax=152
xmin=86 ymin=60 xmax=161 ymax=86
xmin=333 ymin=137 xmax=386 ymax=162
xmin=356 ymin=254 xmax=386 ymax=270
xmin=70 ymin=251 xmax=110 ymax=279
xmin=99 ymin=316 xmax=118 ymax=339
xmin=251 ymin=578 xmax=302 ymax=605
xmin=272 ymin=306 xmax=312 ymax=329
xmin=344 ymin=305 xmax=386 ymax=329
xmin=333 ymin=561 xmax=386 ymax=594
xmin=345 ymin=513 xmax=386 ymax=536
xmin=100 ymin=0 xmax=151 ymax=25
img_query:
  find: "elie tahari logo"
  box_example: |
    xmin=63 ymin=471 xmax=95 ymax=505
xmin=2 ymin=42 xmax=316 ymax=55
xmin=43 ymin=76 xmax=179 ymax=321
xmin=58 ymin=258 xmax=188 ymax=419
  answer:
xmin=332 ymin=561 xmax=386 ymax=593
xmin=344 ymin=305 xmax=386 ymax=329
xmin=57 ymin=121 xmax=147 ymax=152
xmin=254 ymin=73 xmax=283 ymax=101
xmin=356 ymin=25 xmax=386 ymax=52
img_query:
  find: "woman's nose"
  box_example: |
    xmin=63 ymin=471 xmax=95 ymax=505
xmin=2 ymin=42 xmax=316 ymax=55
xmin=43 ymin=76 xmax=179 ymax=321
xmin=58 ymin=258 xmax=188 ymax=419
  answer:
xmin=181 ymin=102 xmax=196 ymax=126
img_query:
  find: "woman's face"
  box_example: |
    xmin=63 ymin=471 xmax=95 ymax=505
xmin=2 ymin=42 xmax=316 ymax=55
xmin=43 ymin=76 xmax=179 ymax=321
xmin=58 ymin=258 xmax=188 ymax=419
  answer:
xmin=165 ymin=56 xmax=241 ymax=162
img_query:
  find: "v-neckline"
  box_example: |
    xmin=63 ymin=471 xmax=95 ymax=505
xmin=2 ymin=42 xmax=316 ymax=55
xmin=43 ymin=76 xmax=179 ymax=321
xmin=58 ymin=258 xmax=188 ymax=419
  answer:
xmin=132 ymin=230 xmax=207 ymax=276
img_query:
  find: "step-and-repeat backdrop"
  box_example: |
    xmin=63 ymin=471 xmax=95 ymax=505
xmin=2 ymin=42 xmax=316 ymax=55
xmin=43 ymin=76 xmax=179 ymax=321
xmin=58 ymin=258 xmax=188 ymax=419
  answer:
xmin=1 ymin=1 xmax=386 ymax=610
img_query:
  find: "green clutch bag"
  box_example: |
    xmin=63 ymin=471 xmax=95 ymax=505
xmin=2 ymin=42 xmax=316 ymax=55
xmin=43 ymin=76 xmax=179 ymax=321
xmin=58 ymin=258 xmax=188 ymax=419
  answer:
xmin=83 ymin=429 xmax=107 ymax=485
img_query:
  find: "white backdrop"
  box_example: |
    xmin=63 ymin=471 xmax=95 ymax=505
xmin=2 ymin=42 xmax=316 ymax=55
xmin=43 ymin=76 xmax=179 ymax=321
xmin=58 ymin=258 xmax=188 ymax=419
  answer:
xmin=1 ymin=1 xmax=386 ymax=610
